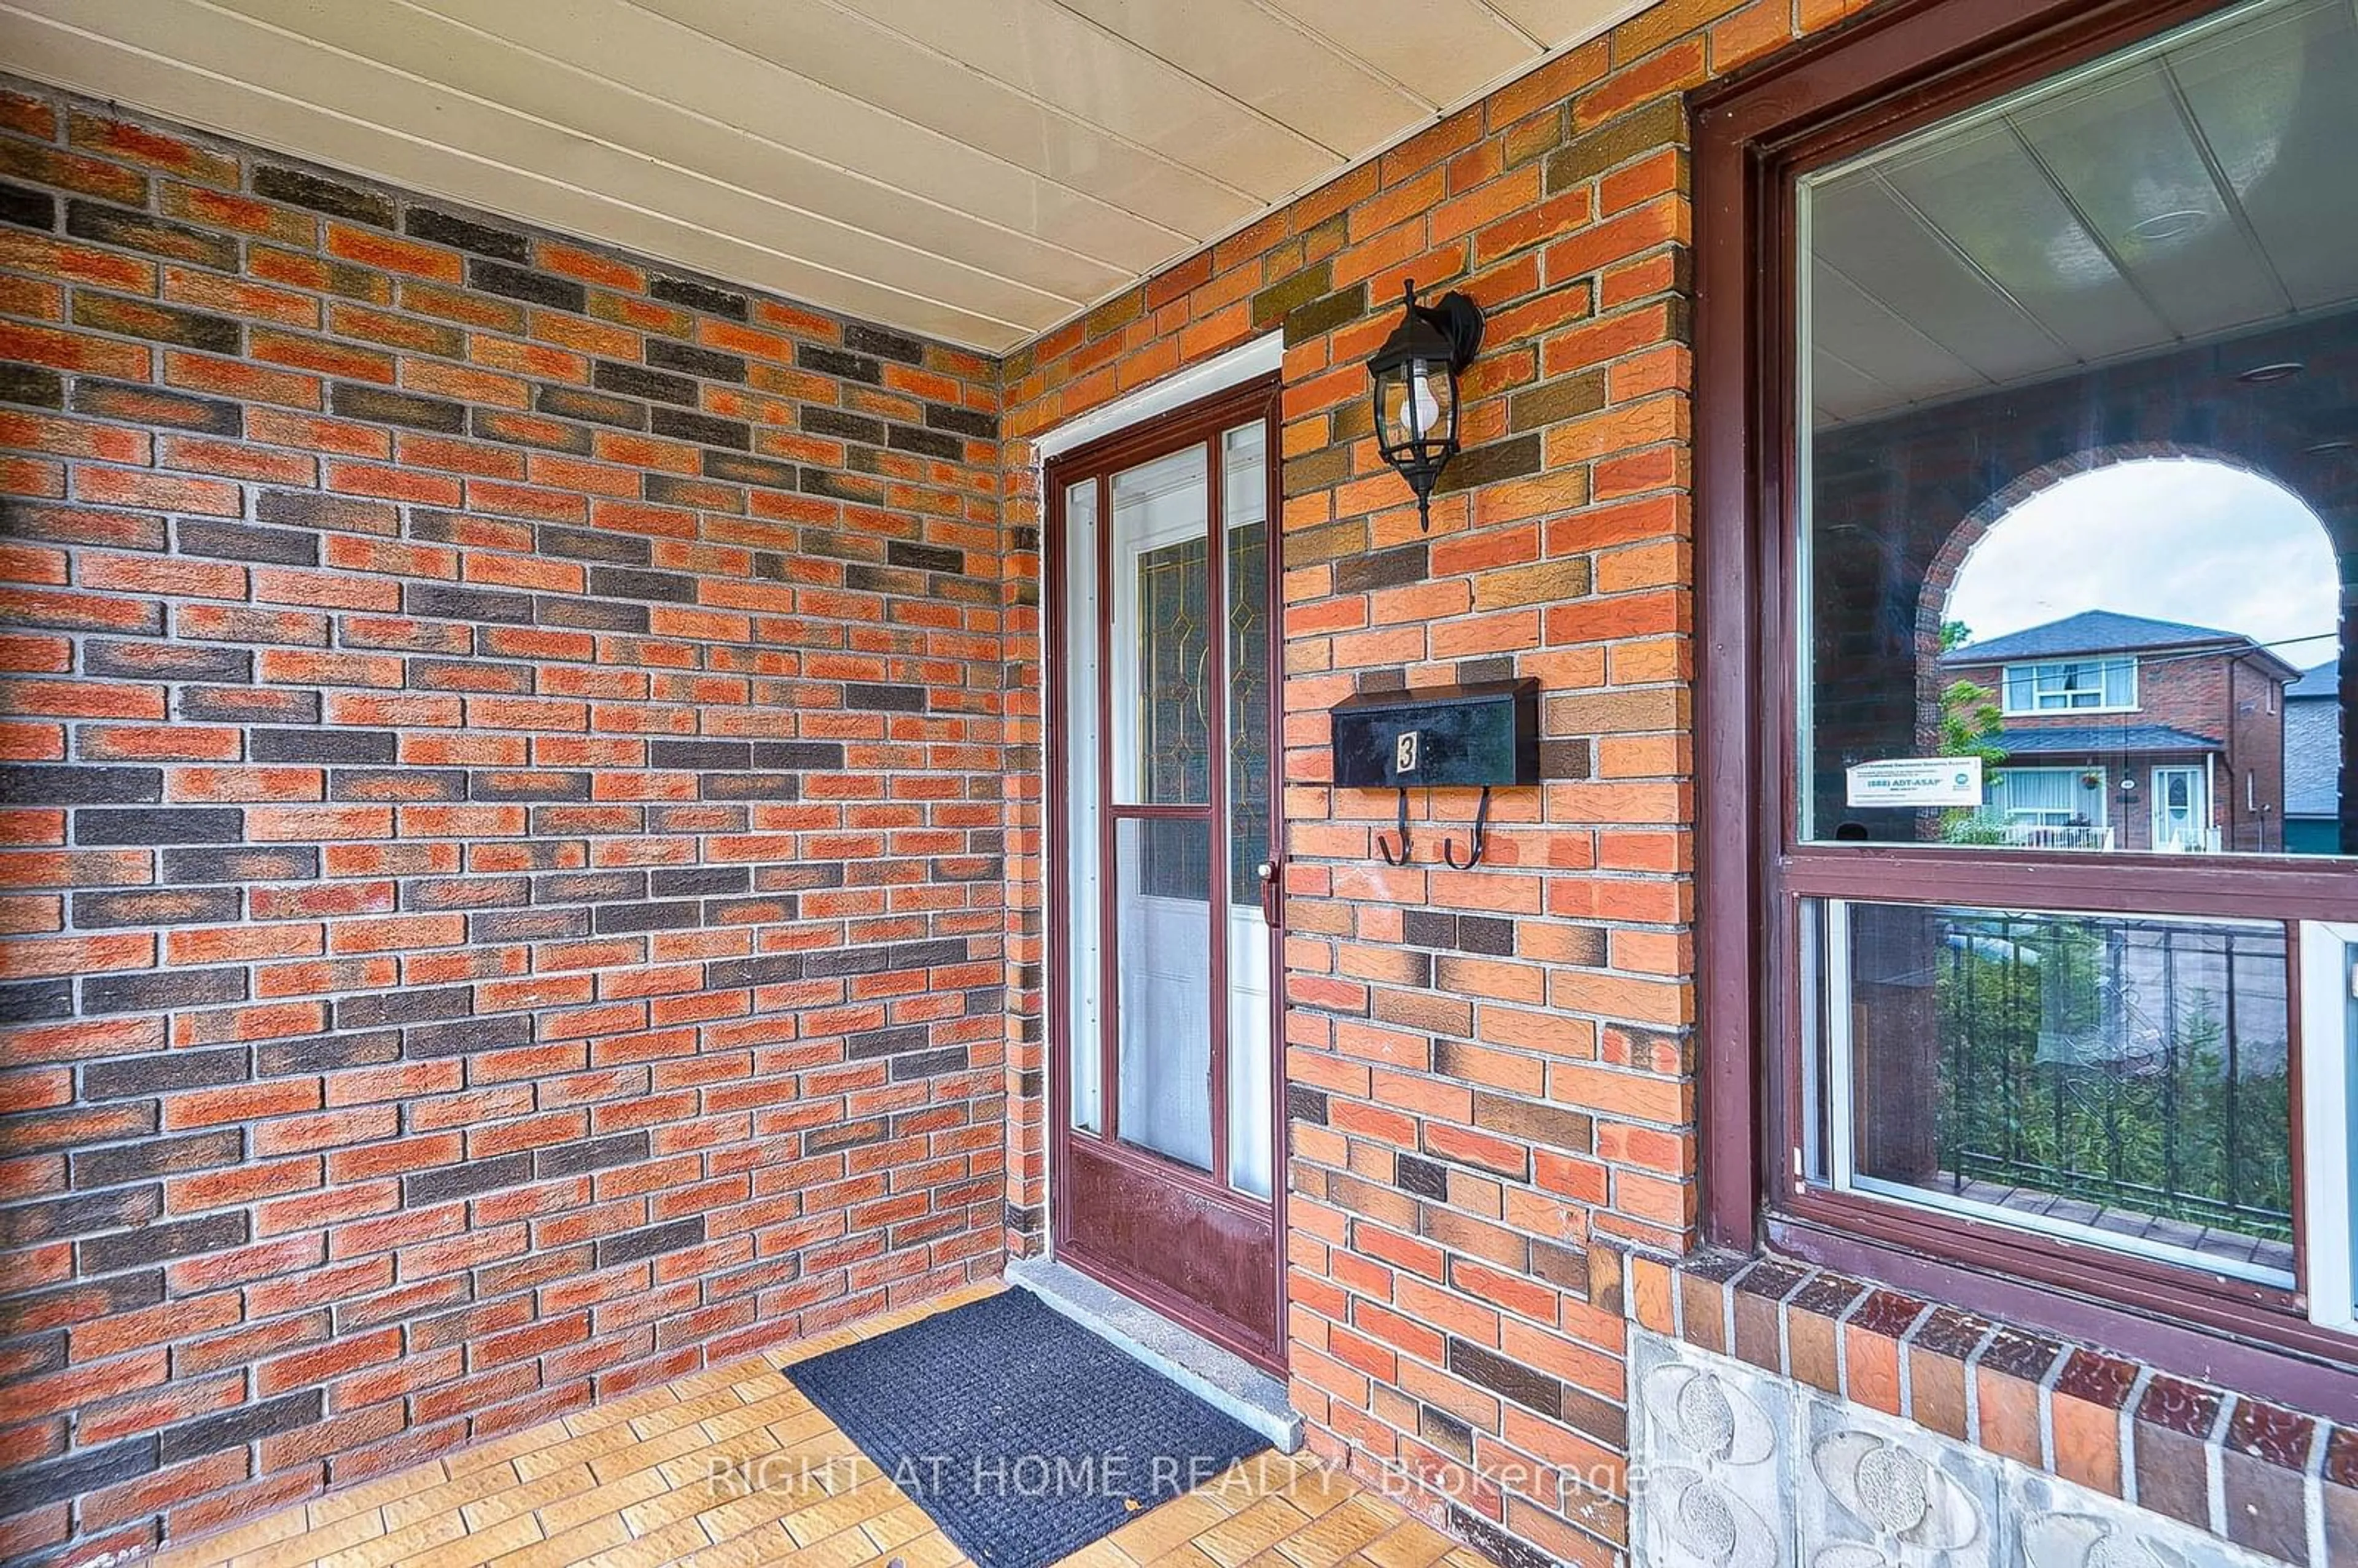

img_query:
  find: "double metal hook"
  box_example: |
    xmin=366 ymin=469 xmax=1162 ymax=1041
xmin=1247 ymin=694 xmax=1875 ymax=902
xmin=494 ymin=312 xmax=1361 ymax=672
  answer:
xmin=1376 ymin=785 xmax=1493 ymax=869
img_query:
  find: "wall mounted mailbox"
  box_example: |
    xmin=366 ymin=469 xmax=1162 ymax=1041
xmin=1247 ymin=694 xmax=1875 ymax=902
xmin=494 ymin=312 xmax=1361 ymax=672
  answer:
xmin=1329 ymin=680 xmax=1539 ymax=867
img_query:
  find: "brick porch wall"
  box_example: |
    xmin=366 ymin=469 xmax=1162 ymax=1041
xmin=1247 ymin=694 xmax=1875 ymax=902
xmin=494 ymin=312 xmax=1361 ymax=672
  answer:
xmin=0 ymin=85 xmax=1011 ymax=1562
xmin=999 ymin=2 xmax=1866 ymax=1562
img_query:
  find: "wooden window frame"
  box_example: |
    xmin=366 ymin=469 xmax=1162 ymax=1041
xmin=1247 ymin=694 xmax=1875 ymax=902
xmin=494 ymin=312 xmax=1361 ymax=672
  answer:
xmin=1692 ymin=0 xmax=2358 ymax=1417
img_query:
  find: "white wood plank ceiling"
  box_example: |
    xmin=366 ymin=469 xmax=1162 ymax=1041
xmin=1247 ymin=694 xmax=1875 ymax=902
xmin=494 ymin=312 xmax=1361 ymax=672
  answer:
xmin=1806 ymin=0 xmax=2358 ymax=427
xmin=0 ymin=0 xmax=1657 ymax=352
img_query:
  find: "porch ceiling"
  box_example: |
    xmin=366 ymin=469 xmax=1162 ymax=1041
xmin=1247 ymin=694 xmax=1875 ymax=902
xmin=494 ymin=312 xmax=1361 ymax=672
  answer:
xmin=0 ymin=0 xmax=1655 ymax=352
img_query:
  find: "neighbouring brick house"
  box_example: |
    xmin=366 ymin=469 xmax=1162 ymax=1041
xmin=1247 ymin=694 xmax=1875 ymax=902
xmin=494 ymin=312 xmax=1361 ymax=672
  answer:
xmin=1941 ymin=610 xmax=2300 ymax=854
xmin=1 ymin=1 xmax=2355 ymax=1567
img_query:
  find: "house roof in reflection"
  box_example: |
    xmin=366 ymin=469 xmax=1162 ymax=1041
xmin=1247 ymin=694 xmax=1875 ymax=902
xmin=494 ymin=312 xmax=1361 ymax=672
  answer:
xmin=1993 ymin=724 xmax=2222 ymax=755
xmin=1942 ymin=610 xmax=2247 ymax=664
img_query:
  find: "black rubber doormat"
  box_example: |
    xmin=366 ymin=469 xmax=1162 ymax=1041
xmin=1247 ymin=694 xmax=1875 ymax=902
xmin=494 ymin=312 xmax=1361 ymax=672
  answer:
xmin=786 ymin=1289 xmax=1268 ymax=1568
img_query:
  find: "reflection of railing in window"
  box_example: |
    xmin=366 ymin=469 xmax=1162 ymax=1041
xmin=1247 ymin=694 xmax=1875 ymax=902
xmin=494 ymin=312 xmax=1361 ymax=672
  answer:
xmin=1931 ymin=910 xmax=2292 ymax=1263
xmin=1993 ymin=823 xmax=2114 ymax=850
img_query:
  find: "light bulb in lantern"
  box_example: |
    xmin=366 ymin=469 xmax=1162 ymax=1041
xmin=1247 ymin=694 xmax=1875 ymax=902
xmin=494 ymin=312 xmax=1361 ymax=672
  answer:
xmin=1407 ymin=368 xmax=1440 ymax=436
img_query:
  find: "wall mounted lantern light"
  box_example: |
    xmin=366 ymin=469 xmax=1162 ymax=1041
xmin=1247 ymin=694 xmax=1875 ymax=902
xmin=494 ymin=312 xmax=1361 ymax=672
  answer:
xmin=1369 ymin=279 xmax=1484 ymax=531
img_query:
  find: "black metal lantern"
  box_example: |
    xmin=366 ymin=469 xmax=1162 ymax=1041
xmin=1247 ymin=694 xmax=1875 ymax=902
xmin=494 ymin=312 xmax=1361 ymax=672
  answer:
xmin=1368 ymin=279 xmax=1484 ymax=530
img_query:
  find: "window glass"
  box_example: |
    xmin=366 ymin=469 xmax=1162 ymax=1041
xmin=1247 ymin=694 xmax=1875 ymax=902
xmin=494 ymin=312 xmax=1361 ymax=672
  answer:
xmin=1808 ymin=900 xmax=2294 ymax=1285
xmin=1796 ymin=0 xmax=2351 ymax=857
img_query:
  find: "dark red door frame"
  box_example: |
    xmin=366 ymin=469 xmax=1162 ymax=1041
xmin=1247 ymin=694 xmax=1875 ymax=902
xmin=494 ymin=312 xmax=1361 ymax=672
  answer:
xmin=1043 ymin=373 xmax=1288 ymax=1372
xmin=1693 ymin=0 xmax=2358 ymax=1409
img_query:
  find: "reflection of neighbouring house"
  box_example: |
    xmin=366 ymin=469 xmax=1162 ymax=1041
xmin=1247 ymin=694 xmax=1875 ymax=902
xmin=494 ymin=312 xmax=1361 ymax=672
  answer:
xmin=1942 ymin=611 xmax=2299 ymax=853
xmin=2285 ymin=660 xmax=2344 ymax=854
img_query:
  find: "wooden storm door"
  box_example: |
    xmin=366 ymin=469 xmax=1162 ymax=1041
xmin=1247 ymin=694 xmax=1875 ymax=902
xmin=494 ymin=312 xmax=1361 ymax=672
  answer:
xmin=1047 ymin=376 xmax=1285 ymax=1371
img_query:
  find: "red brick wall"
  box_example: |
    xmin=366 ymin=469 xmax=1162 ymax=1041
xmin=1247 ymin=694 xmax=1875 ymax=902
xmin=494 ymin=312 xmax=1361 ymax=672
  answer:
xmin=1000 ymin=3 xmax=1863 ymax=1562
xmin=0 ymin=85 xmax=1010 ymax=1562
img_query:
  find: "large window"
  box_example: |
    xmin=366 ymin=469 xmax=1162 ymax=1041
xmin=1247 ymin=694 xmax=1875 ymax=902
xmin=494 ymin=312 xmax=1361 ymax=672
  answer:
xmin=1702 ymin=0 xmax=2358 ymax=1372
xmin=2001 ymin=659 xmax=2136 ymax=715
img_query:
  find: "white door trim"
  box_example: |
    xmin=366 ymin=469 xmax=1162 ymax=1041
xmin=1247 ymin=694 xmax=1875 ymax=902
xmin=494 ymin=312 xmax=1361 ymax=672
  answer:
xmin=1031 ymin=333 xmax=1282 ymax=460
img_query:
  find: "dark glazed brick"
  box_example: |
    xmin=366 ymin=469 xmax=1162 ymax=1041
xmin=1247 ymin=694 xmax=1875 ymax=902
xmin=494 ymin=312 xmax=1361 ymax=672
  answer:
xmin=79 ymin=1211 xmax=248 ymax=1275
xmin=330 ymin=382 xmax=467 ymax=433
xmin=255 ymin=165 xmax=394 ymax=225
xmin=650 ymin=408 xmax=750 ymax=449
xmin=889 ymin=424 xmax=962 ymax=460
xmin=403 ymin=206 xmax=528 ymax=261
xmin=407 ymin=582 xmax=534 ymax=624
xmin=85 ymin=642 xmax=251 ymax=682
xmin=5 ymin=1438 xmax=160 ymax=1512
xmin=469 ymin=258 xmax=586 ymax=312
xmin=1847 ymin=1289 xmax=1929 ymax=1338
xmin=891 ymin=1046 xmax=967 ymax=1080
xmin=650 ymin=275 xmax=747 ymax=319
xmin=596 ymin=1216 xmax=704 ymax=1267
xmin=402 ymin=1151 xmax=531 ymax=1206
xmin=1433 ymin=433 xmax=1543 ymax=494
xmin=337 ymin=985 xmax=471 ymax=1030
xmin=2224 ymin=1432 xmax=2313 ymax=1562
xmin=66 ymin=200 xmax=240 ymax=270
xmin=0 ymin=979 xmax=71 ymax=1023
xmin=1395 ymin=1152 xmax=1449 ymax=1200
xmin=752 ymin=742 xmax=845 ymax=770
xmin=82 ymin=1044 xmax=246 ymax=1096
xmin=74 ymin=378 xmax=243 ymax=436
xmin=533 ymin=1131 xmax=649 ymax=1179
xmin=258 ymin=1031 xmax=400 ymax=1075
xmin=1447 ymin=1338 xmax=1560 ymax=1417
xmin=846 ymin=683 xmax=926 ymax=713
xmin=164 ymin=847 xmax=320 ymax=885
xmin=706 ymin=955 xmax=803 ymax=988
xmin=701 ymin=451 xmax=801 ymax=491
xmin=588 ymin=567 xmax=696 ymax=604
xmin=593 ymin=359 xmax=699 ymax=406
xmin=403 ymin=1015 xmax=531 ymax=1058
xmin=1285 ymin=1085 xmax=1328 ymax=1126
xmin=538 ymin=524 xmax=652 ymax=566
xmin=73 ymin=1130 xmax=243 ymax=1189
xmin=844 ymin=323 xmax=925 ymax=363
xmin=75 ymin=885 xmax=242 ymax=929
xmin=179 ymin=519 xmax=321 ymax=565
xmin=0 ymin=765 xmax=161 ymax=805
xmin=0 ymin=180 xmax=53 ymax=230
xmin=72 ymin=292 xmax=240 ymax=352
xmin=926 ymin=402 xmax=997 ymax=440
xmin=645 ymin=340 xmax=746 ymax=382
xmin=252 ymin=728 xmax=396 ymax=764
xmin=76 ymin=808 xmax=243 ymax=845
xmin=82 ymin=970 xmax=249 ymax=1019
xmin=798 ymin=344 xmax=881 ymax=384
xmin=1284 ymin=282 xmax=1368 ymax=347
xmin=806 ymin=408 xmax=886 ymax=446
xmin=0 ymin=363 xmax=64 ymax=407
xmin=535 ymin=385 xmax=646 ymax=430
xmin=1334 ymin=542 xmax=1428 ymax=594
xmin=159 ymin=1391 xmax=323 ymax=1464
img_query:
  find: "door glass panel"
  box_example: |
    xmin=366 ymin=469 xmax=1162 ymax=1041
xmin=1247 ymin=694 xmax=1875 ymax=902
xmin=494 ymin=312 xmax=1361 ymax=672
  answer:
xmin=1794 ymin=0 xmax=2349 ymax=858
xmin=1110 ymin=446 xmax=1212 ymax=807
xmin=1223 ymin=421 xmax=1274 ymax=1198
xmin=1810 ymin=899 xmax=2294 ymax=1285
xmin=1115 ymin=816 xmax=1213 ymax=1172
xmin=1064 ymin=477 xmax=1102 ymax=1134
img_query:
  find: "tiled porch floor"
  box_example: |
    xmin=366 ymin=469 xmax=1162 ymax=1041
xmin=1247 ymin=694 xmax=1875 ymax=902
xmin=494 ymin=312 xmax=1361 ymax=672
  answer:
xmin=151 ymin=1285 xmax=1476 ymax=1568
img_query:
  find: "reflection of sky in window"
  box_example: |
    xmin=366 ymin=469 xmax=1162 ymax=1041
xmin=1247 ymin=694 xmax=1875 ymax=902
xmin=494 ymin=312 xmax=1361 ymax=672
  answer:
xmin=1945 ymin=459 xmax=2338 ymax=668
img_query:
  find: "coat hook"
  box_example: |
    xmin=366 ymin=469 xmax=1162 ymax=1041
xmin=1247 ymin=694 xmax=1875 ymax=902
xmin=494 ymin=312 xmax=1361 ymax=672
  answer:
xmin=1442 ymin=786 xmax=1493 ymax=871
xmin=1377 ymin=785 xmax=1413 ymax=865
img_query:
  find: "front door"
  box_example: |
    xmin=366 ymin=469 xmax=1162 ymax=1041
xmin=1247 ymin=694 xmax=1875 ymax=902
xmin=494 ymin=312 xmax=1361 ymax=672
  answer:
xmin=1046 ymin=378 xmax=1284 ymax=1370
xmin=2152 ymin=764 xmax=2208 ymax=852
